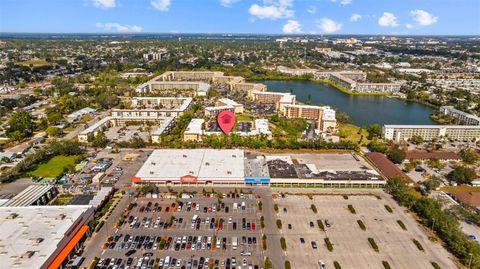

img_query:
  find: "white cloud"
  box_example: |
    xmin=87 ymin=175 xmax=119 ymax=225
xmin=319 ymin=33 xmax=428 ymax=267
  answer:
xmin=405 ymin=23 xmax=413 ymax=29
xmin=307 ymin=6 xmax=316 ymax=14
xmin=331 ymin=0 xmax=352 ymax=5
xmin=96 ymin=23 xmax=143 ymax=33
xmin=350 ymin=13 xmax=362 ymax=22
xmin=220 ymin=0 xmax=239 ymax=7
xmin=410 ymin=9 xmax=438 ymax=26
xmin=151 ymin=0 xmax=171 ymax=11
xmin=378 ymin=12 xmax=399 ymax=27
xmin=283 ymin=20 xmax=302 ymax=33
xmin=92 ymin=0 xmax=116 ymax=9
xmin=317 ymin=18 xmax=342 ymax=33
xmin=249 ymin=0 xmax=294 ymax=20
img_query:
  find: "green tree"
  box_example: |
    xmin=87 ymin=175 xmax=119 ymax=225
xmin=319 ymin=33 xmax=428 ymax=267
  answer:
xmin=367 ymin=139 xmax=388 ymax=153
xmin=92 ymin=131 xmax=109 ymax=148
xmin=387 ymin=147 xmax=406 ymax=164
xmin=409 ymin=135 xmax=424 ymax=145
xmin=448 ymin=166 xmax=477 ymax=184
xmin=46 ymin=111 xmax=63 ymax=125
xmin=6 ymin=111 xmax=33 ymax=140
xmin=459 ymin=149 xmax=478 ymax=164
xmin=366 ymin=124 xmax=382 ymax=139
xmin=46 ymin=126 xmax=63 ymax=137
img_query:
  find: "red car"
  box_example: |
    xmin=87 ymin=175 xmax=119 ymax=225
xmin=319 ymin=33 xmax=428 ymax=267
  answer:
xmin=251 ymin=223 xmax=256 ymax=230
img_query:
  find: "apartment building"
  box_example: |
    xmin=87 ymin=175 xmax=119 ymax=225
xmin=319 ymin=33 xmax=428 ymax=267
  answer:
xmin=383 ymin=125 xmax=480 ymax=142
xmin=439 ymin=106 xmax=480 ymax=125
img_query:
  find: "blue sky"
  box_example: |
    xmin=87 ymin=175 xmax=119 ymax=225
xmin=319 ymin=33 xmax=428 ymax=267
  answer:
xmin=0 ymin=0 xmax=479 ymax=35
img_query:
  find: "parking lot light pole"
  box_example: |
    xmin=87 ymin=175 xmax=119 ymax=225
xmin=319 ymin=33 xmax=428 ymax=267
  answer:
xmin=468 ymin=253 xmax=473 ymax=269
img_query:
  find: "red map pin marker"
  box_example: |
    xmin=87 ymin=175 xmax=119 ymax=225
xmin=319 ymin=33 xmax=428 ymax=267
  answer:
xmin=217 ymin=110 xmax=236 ymax=135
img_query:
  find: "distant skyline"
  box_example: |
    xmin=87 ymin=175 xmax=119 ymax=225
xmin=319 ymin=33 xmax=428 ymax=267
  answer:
xmin=0 ymin=0 xmax=479 ymax=35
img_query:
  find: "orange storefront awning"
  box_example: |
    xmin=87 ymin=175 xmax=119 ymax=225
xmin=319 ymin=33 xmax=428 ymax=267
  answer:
xmin=48 ymin=224 xmax=89 ymax=269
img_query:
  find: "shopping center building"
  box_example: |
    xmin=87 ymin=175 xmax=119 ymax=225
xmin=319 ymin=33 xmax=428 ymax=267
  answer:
xmin=0 ymin=205 xmax=94 ymax=269
xmin=132 ymin=149 xmax=385 ymax=187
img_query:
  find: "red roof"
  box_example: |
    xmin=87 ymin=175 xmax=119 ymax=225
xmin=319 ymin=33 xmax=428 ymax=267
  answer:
xmin=405 ymin=151 xmax=461 ymax=160
xmin=365 ymin=152 xmax=413 ymax=183
xmin=450 ymin=192 xmax=480 ymax=208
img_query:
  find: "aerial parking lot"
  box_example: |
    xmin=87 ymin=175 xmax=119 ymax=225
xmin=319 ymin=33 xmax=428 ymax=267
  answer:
xmin=272 ymin=190 xmax=458 ymax=269
xmin=92 ymin=191 xmax=263 ymax=269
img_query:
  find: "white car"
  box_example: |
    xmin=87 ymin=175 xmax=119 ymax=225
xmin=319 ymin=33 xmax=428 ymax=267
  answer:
xmin=319 ymin=260 xmax=327 ymax=269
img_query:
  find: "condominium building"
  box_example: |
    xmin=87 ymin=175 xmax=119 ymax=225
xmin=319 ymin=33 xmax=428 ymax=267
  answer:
xmin=355 ymin=82 xmax=401 ymax=93
xmin=316 ymin=71 xmax=401 ymax=93
xmin=232 ymin=83 xmax=267 ymax=98
xmin=204 ymin=105 xmax=236 ymax=117
xmin=283 ymin=104 xmax=337 ymax=133
xmin=439 ymin=106 xmax=480 ymax=125
xmin=277 ymin=66 xmax=318 ymax=76
xmin=252 ymin=92 xmax=296 ymax=111
xmin=78 ymin=116 xmax=175 ymax=143
xmin=183 ymin=118 xmax=272 ymax=142
xmin=159 ymin=71 xmax=224 ymax=82
xmin=136 ymin=81 xmax=211 ymax=97
xmin=216 ymin=98 xmax=244 ymax=114
xmin=116 ymin=97 xmax=193 ymax=118
xmin=383 ymin=125 xmax=480 ymax=142
xmin=143 ymin=52 xmax=168 ymax=61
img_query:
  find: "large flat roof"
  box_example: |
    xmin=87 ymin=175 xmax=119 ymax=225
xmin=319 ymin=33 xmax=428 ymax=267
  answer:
xmin=1 ymin=184 xmax=55 ymax=207
xmin=134 ymin=149 xmax=245 ymax=182
xmin=0 ymin=205 xmax=92 ymax=269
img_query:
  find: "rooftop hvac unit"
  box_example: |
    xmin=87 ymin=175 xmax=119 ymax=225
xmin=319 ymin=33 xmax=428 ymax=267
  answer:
xmin=183 ymin=154 xmax=187 ymax=158
xmin=55 ymin=214 xmax=66 ymax=220
xmin=7 ymin=213 xmax=18 ymax=219
xmin=20 ymin=251 xmax=35 ymax=259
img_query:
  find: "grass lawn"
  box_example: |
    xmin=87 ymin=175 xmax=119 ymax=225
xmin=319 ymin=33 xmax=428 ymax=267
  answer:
xmin=51 ymin=194 xmax=74 ymax=205
xmin=441 ymin=185 xmax=480 ymax=193
xmin=236 ymin=114 xmax=254 ymax=121
xmin=17 ymin=59 xmax=52 ymax=67
xmin=30 ymin=155 xmax=79 ymax=178
xmin=338 ymin=123 xmax=371 ymax=145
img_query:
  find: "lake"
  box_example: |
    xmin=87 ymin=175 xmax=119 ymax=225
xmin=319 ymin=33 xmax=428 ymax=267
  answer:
xmin=257 ymin=80 xmax=437 ymax=127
